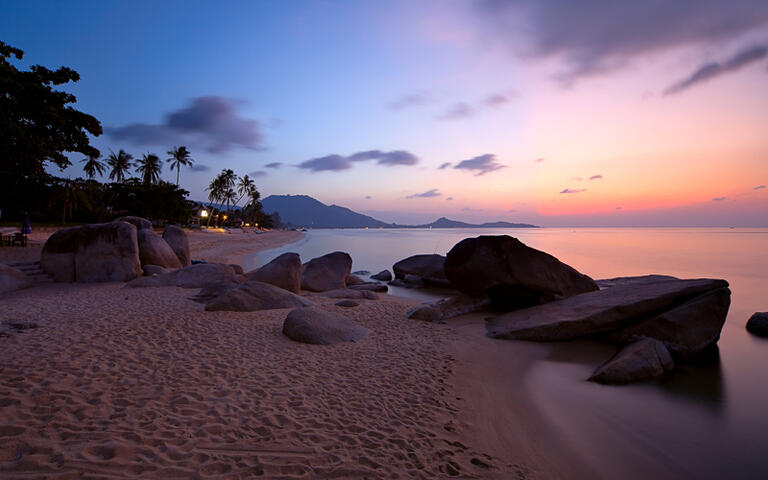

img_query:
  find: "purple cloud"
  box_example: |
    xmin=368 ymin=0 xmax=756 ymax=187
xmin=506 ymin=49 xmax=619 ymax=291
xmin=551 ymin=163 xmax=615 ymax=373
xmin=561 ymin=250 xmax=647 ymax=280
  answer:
xmin=407 ymin=188 xmax=441 ymax=199
xmin=249 ymin=170 xmax=267 ymax=177
xmin=484 ymin=93 xmax=512 ymax=107
xmin=108 ymin=96 xmax=262 ymax=153
xmin=755 ymin=184 xmax=766 ymax=190
xmin=590 ymin=174 xmax=603 ymax=180
xmin=508 ymin=209 xmax=517 ymax=212
xmin=665 ymin=44 xmax=768 ymax=95
xmin=265 ymin=162 xmax=282 ymax=169
xmin=454 ymin=154 xmax=505 ymax=176
xmin=446 ymin=197 xmax=454 ymax=201
xmin=560 ymin=188 xmax=587 ymax=194
xmin=298 ymin=154 xmax=351 ymax=172
xmin=438 ymin=162 xmax=452 ymax=170
xmin=389 ymin=93 xmax=431 ymax=110
xmin=712 ymin=196 xmax=727 ymax=201
xmin=535 ymin=157 xmax=545 ymax=162
xmin=349 ymin=150 xmax=419 ymax=166
xmin=190 ymin=164 xmax=210 ymax=172
xmin=439 ymin=102 xmax=475 ymax=120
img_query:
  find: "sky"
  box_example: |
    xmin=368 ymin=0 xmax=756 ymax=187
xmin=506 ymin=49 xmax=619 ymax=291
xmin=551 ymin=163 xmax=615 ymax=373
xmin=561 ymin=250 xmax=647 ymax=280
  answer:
xmin=2 ymin=0 xmax=767 ymax=226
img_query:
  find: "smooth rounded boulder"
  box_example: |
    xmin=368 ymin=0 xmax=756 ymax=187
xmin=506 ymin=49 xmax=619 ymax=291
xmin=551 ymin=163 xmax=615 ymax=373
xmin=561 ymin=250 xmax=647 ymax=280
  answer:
xmin=371 ymin=270 xmax=392 ymax=281
xmin=589 ymin=338 xmax=674 ymax=384
xmin=162 ymin=225 xmax=191 ymax=266
xmin=137 ymin=229 xmax=182 ymax=269
xmin=392 ymin=254 xmax=449 ymax=287
xmin=283 ymin=307 xmax=368 ymax=345
xmin=116 ymin=216 xmax=152 ymax=231
xmin=0 ymin=265 xmax=32 ymax=295
xmin=746 ymin=312 xmax=768 ymax=337
xmin=445 ymin=235 xmax=598 ymax=309
xmin=301 ymin=252 xmax=352 ymax=292
xmin=249 ymin=252 xmax=302 ymax=293
xmin=41 ymin=221 xmax=142 ymax=283
xmin=205 ymin=279 xmax=312 ymax=312
xmin=126 ymin=263 xmax=240 ymax=288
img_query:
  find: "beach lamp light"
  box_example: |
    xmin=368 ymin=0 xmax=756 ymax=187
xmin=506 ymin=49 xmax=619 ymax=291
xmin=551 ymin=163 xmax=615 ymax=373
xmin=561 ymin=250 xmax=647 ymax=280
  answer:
xmin=200 ymin=209 xmax=208 ymax=218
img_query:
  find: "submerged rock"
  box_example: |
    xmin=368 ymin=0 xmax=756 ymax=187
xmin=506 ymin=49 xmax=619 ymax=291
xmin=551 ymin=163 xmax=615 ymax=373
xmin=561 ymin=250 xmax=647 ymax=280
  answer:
xmin=407 ymin=295 xmax=491 ymax=322
xmin=392 ymin=254 xmax=450 ymax=287
xmin=249 ymin=252 xmax=302 ymax=293
xmin=371 ymin=270 xmax=392 ymax=281
xmin=283 ymin=307 xmax=368 ymax=345
xmin=445 ymin=235 xmax=598 ymax=310
xmin=301 ymin=251 xmax=352 ymax=292
xmin=486 ymin=276 xmax=729 ymax=342
xmin=349 ymin=282 xmax=388 ymax=293
xmin=746 ymin=312 xmax=768 ymax=337
xmin=589 ymin=338 xmax=674 ymax=384
xmin=205 ymin=279 xmax=312 ymax=312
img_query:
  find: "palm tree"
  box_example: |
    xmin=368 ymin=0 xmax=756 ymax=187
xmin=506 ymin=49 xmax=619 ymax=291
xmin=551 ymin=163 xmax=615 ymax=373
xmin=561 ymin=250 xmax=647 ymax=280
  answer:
xmin=167 ymin=146 xmax=193 ymax=186
xmin=234 ymin=174 xmax=255 ymax=209
xmin=107 ymin=149 xmax=134 ymax=183
xmin=81 ymin=155 xmax=105 ymax=180
xmin=206 ymin=176 xmax=225 ymax=226
xmin=136 ymin=153 xmax=163 ymax=185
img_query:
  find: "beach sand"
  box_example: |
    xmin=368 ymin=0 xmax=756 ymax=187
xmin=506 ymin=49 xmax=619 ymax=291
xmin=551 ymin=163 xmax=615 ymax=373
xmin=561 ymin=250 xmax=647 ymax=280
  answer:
xmin=0 ymin=228 xmax=574 ymax=478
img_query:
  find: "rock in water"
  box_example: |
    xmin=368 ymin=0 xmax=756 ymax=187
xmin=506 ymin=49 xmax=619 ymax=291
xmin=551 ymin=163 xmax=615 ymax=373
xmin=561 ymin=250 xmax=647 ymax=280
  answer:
xmin=589 ymin=338 xmax=674 ymax=384
xmin=162 ymin=225 xmax=191 ymax=266
xmin=0 ymin=265 xmax=31 ymax=295
xmin=137 ymin=229 xmax=182 ymax=269
xmin=116 ymin=216 xmax=153 ymax=231
xmin=205 ymin=279 xmax=312 ymax=312
xmin=392 ymin=254 xmax=450 ymax=287
xmin=301 ymin=252 xmax=352 ymax=292
xmin=606 ymin=287 xmax=731 ymax=356
xmin=445 ymin=235 xmax=598 ymax=309
xmin=407 ymin=295 xmax=491 ymax=322
xmin=283 ymin=307 xmax=368 ymax=345
xmin=248 ymin=252 xmax=302 ymax=292
xmin=41 ymin=221 xmax=143 ymax=283
xmin=746 ymin=312 xmax=768 ymax=337
xmin=349 ymin=283 xmax=388 ymax=292
xmin=486 ymin=276 xmax=728 ymax=341
xmin=371 ymin=270 xmax=393 ymax=281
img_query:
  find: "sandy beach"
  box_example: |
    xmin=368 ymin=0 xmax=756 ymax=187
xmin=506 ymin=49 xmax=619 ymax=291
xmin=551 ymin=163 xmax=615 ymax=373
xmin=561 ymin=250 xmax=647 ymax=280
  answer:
xmin=0 ymin=228 xmax=569 ymax=479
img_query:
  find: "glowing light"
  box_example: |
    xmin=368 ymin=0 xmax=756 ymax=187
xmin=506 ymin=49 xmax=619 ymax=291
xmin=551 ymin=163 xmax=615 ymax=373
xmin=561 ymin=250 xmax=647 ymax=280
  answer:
xmin=200 ymin=209 xmax=208 ymax=218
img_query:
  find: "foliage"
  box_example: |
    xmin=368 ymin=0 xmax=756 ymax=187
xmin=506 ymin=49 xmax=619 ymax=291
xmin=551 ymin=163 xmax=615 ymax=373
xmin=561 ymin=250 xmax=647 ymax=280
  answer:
xmin=204 ymin=169 xmax=270 ymax=227
xmin=108 ymin=179 xmax=195 ymax=224
xmin=81 ymin=155 xmax=106 ymax=180
xmin=167 ymin=146 xmax=193 ymax=186
xmin=135 ymin=153 xmax=162 ymax=185
xmin=107 ymin=149 xmax=134 ymax=183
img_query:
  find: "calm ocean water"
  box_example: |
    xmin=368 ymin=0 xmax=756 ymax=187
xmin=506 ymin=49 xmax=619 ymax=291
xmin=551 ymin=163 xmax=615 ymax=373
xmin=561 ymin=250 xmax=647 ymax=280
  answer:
xmin=248 ymin=227 xmax=768 ymax=479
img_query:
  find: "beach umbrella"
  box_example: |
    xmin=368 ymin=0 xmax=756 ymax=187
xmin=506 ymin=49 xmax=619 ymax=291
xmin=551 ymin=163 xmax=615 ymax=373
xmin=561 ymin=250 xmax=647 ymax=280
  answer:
xmin=22 ymin=213 xmax=32 ymax=235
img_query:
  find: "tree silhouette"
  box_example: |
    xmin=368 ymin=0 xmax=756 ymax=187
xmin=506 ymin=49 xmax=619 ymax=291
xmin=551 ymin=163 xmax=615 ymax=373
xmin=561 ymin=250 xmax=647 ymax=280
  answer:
xmin=234 ymin=174 xmax=255 ymax=209
xmin=81 ymin=155 xmax=106 ymax=180
xmin=167 ymin=146 xmax=193 ymax=186
xmin=48 ymin=178 xmax=90 ymax=224
xmin=107 ymin=149 xmax=134 ymax=183
xmin=136 ymin=153 xmax=162 ymax=185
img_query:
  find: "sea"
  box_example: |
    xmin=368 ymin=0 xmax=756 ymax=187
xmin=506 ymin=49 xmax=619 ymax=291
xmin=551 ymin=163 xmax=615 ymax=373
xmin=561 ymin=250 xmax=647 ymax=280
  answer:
xmin=247 ymin=227 xmax=768 ymax=479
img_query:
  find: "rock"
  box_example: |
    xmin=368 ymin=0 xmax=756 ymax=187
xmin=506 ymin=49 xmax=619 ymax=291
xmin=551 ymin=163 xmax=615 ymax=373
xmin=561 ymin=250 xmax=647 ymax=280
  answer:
xmin=41 ymin=221 xmax=142 ymax=283
xmin=248 ymin=252 xmax=302 ymax=293
xmin=205 ymin=279 xmax=313 ymax=312
xmin=162 ymin=225 xmax=191 ymax=266
xmin=229 ymin=264 xmax=244 ymax=275
xmin=282 ymin=307 xmax=368 ymax=345
xmin=371 ymin=270 xmax=392 ymax=281
xmin=301 ymin=252 xmax=352 ymax=292
xmin=116 ymin=216 xmax=153 ymax=231
xmin=589 ymin=338 xmax=674 ymax=384
xmin=137 ymin=229 xmax=182 ymax=269
xmin=335 ymin=300 xmax=359 ymax=308
xmin=0 ymin=265 xmax=32 ymax=295
xmin=307 ymin=289 xmax=378 ymax=300
xmin=406 ymin=306 xmax=443 ymax=322
xmin=746 ymin=312 xmax=768 ymax=337
xmin=349 ymin=283 xmax=388 ymax=293
xmin=352 ymin=270 xmax=370 ymax=275
xmin=190 ymin=283 xmax=238 ymax=304
xmin=143 ymin=264 xmax=170 ymax=276
xmin=346 ymin=274 xmax=365 ymax=286
xmin=605 ymin=287 xmax=731 ymax=356
xmin=392 ymin=254 xmax=450 ymax=287
xmin=445 ymin=236 xmax=598 ymax=310
xmin=126 ymin=263 xmax=240 ymax=289
xmin=486 ymin=276 xmax=729 ymax=342
xmin=403 ymin=274 xmax=425 ymax=287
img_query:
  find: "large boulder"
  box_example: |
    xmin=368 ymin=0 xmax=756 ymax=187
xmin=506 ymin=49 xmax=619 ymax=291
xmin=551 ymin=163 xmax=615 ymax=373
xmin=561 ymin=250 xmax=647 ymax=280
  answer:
xmin=143 ymin=264 xmax=170 ymax=276
xmin=137 ymin=229 xmax=181 ymax=269
xmin=486 ymin=276 xmax=729 ymax=342
xmin=589 ymin=338 xmax=674 ymax=384
xmin=392 ymin=254 xmax=450 ymax=287
xmin=126 ymin=263 xmax=240 ymax=289
xmin=605 ymin=287 xmax=731 ymax=356
xmin=371 ymin=270 xmax=392 ymax=282
xmin=349 ymin=282 xmax=388 ymax=292
xmin=205 ymin=279 xmax=312 ymax=312
xmin=301 ymin=252 xmax=352 ymax=292
xmin=445 ymin=235 xmax=598 ymax=309
xmin=116 ymin=216 xmax=152 ymax=231
xmin=282 ymin=307 xmax=368 ymax=345
xmin=162 ymin=225 xmax=191 ymax=266
xmin=249 ymin=252 xmax=302 ymax=293
xmin=41 ymin=221 xmax=142 ymax=283
xmin=0 ymin=265 xmax=32 ymax=295
xmin=746 ymin=312 xmax=768 ymax=337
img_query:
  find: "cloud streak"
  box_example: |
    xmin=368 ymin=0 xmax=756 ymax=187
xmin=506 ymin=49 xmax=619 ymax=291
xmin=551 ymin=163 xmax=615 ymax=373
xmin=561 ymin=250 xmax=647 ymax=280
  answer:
xmin=406 ymin=188 xmax=441 ymax=199
xmin=108 ymin=96 xmax=263 ymax=153
xmin=298 ymin=150 xmax=419 ymax=172
xmin=389 ymin=93 xmax=431 ymax=110
xmin=453 ymin=154 xmax=505 ymax=176
xmin=755 ymin=185 xmax=766 ymax=190
xmin=265 ymin=162 xmax=282 ymax=169
xmin=439 ymin=102 xmax=475 ymax=120
xmin=665 ymin=45 xmax=768 ymax=94
xmin=560 ymin=188 xmax=587 ymax=194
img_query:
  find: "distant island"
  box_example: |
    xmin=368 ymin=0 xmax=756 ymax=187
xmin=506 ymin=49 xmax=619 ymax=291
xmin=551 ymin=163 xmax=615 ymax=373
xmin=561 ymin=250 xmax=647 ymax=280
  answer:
xmin=261 ymin=195 xmax=539 ymax=229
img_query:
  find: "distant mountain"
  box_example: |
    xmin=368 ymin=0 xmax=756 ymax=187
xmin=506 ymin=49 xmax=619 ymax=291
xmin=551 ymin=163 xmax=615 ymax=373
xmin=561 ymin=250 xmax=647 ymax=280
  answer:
xmin=261 ymin=195 xmax=538 ymax=229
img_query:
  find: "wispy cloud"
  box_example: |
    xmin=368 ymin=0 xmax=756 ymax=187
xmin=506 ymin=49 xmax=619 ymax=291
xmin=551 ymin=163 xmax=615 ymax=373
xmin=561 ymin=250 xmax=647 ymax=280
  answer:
xmin=365 ymin=195 xmax=372 ymax=200
xmin=462 ymin=207 xmax=484 ymax=212
xmin=508 ymin=209 xmax=517 ymax=213
xmin=389 ymin=92 xmax=431 ymax=111
xmin=712 ymin=196 xmax=727 ymax=201
xmin=453 ymin=154 xmax=505 ymax=176
xmin=665 ymin=45 xmax=768 ymax=95
xmin=446 ymin=197 xmax=454 ymax=201
xmin=108 ymin=96 xmax=262 ymax=153
xmin=249 ymin=170 xmax=267 ymax=177
xmin=190 ymin=164 xmax=210 ymax=172
xmin=298 ymin=150 xmax=419 ymax=172
xmin=438 ymin=162 xmax=452 ymax=170
xmin=265 ymin=162 xmax=282 ymax=169
xmin=439 ymin=102 xmax=475 ymax=120
xmin=535 ymin=158 xmax=545 ymax=163
xmin=755 ymin=184 xmax=766 ymax=190
xmin=590 ymin=174 xmax=603 ymax=180
xmin=299 ymin=154 xmax=351 ymax=172
xmin=483 ymin=93 xmax=513 ymax=107
xmin=560 ymin=188 xmax=587 ymax=194
xmin=407 ymin=188 xmax=441 ymax=199
xmin=616 ymin=206 xmax=623 ymax=210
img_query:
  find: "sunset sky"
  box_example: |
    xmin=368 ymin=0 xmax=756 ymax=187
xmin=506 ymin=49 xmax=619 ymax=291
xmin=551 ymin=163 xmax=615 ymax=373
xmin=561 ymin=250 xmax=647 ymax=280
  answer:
xmin=2 ymin=0 xmax=767 ymax=226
